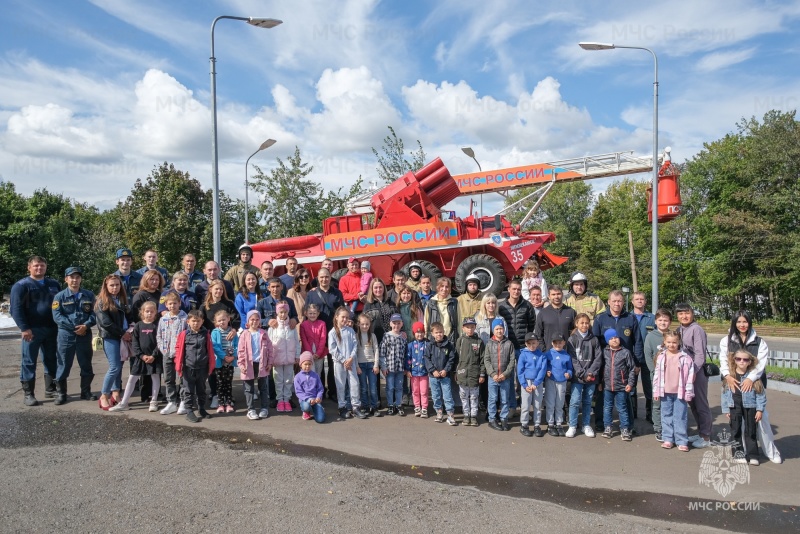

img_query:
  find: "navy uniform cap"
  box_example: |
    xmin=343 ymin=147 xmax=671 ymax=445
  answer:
xmin=65 ymin=266 xmax=83 ymax=276
xmin=116 ymin=248 xmax=133 ymax=258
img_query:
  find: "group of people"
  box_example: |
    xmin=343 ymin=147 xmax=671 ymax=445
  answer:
xmin=10 ymin=248 xmax=782 ymax=464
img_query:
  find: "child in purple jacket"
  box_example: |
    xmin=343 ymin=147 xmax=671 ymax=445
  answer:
xmin=294 ymin=351 xmax=325 ymax=423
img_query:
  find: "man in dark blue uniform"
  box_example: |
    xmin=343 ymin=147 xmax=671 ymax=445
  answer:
xmin=136 ymin=249 xmax=170 ymax=288
xmin=113 ymin=248 xmax=142 ymax=300
xmin=176 ymin=253 xmax=204 ymax=291
xmin=10 ymin=255 xmax=61 ymax=406
xmin=52 ymin=266 xmax=97 ymax=404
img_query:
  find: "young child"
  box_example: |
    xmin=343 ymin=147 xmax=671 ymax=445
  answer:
xmin=455 ymin=317 xmax=485 ymax=426
xmin=109 ymin=301 xmax=162 ymax=412
xmin=156 ymin=292 xmax=188 ymax=415
xmin=268 ymin=302 xmax=301 ymax=413
xmin=294 ymin=351 xmax=326 ymax=423
xmin=300 ymin=303 xmax=327 ymax=377
xmin=356 ymin=314 xmax=380 ymax=416
xmin=405 ymin=322 xmax=430 ymax=417
xmin=521 ymin=260 xmax=548 ymax=303
xmin=329 ymin=307 xmax=366 ymax=419
xmin=237 ymin=310 xmax=274 ymax=420
xmin=722 ymin=349 xmax=765 ymax=465
xmin=601 ymin=329 xmax=637 ymax=441
xmin=644 ymin=308 xmax=672 ymax=441
xmin=211 ymin=310 xmax=238 ymax=414
xmin=545 ymin=333 xmax=574 ymax=436
xmin=380 ymin=313 xmax=408 ymax=416
xmin=517 ymin=332 xmax=547 ymax=437
xmin=652 ymin=330 xmax=696 ymax=451
xmin=425 ymin=322 xmax=458 ymax=425
xmin=356 ymin=261 xmax=374 ymax=312
xmin=567 ymin=313 xmax=602 ymax=438
xmin=483 ymin=319 xmax=515 ymax=431
xmin=173 ymin=310 xmax=216 ymax=423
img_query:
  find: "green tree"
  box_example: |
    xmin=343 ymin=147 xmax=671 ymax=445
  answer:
xmin=371 ymin=126 xmax=426 ymax=183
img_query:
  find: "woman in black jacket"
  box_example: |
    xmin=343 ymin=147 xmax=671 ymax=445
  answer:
xmin=362 ymin=277 xmax=398 ymax=409
xmin=95 ymin=274 xmax=133 ymax=410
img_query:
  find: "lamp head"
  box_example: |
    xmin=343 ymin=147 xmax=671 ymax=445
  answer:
xmin=460 ymin=146 xmax=475 ymax=158
xmin=248 ymin=18 xmax=282 ymax=29
xmin=578 ymin=42 xmax=615 ymax=51
xmin=259 ymin=139 xmax=277 ymax=151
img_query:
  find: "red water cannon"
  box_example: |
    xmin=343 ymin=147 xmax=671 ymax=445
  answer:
xmin=647 ymin=148 xmax=682 ymax=223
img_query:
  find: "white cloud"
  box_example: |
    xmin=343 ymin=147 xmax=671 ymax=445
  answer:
xmin=695 ymin=47 xmax=756 ymax=72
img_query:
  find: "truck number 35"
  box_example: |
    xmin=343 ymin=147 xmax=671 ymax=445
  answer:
xmin=511 ymin=250 xmax=524 ymax=263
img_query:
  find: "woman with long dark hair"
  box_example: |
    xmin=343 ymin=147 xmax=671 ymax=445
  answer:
xmin=287 ymin=268 xmax=312 ymax=322
xmin=95 ymin=274 xmax=133 ymax=410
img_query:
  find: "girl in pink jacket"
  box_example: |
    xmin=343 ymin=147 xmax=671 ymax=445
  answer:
xmin=268 ymin=302 xmax=301 ymax=412
xmin=237 ymin=310 xmax=274 ymax=420
xmin=652 ymin=330 xmax=695 ymax=451
xmin=300 ymin=303 xmax=327 ymax=377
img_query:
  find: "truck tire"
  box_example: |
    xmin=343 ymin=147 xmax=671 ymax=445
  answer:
xmin=402 ymin=260 xmax=443 ymax=284
xmin=455 ymin=254 xmax=506 ymax=296
xmin=331 ymin=268 xmax=348 ymax=282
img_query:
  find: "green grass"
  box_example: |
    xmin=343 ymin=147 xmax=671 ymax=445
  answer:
xmin=708 ymin=359 xmax=800 ymax=383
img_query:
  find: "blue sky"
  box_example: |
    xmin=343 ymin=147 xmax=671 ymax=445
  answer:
xmin=1 ymin=0 xmax=799 ymax=214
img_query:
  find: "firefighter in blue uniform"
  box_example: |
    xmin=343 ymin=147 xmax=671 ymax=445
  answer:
xmin=10 ymin=255 xmax=61 ymax=406
xmin=176 ymin=253 xmax=205 ymax=291
xmin=113 ymin=248 xmax=142 ymax=300
xmin=157 ymin=271 xmax=198 ymax=314
xmin=52 ymin=266 xmax=97 ymax=404
xmin=136 ymin=249 xmax=170 ymax=288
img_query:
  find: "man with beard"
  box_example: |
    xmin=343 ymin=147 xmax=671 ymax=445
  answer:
xmin=224 ymin=244 xmax=259 ymax=293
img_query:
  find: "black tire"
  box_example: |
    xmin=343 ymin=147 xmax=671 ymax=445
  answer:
xmin=454 ymin=254 xmax=506 ymax=296
xmin=331 ymin=268 xmax=348 ymax=282
xmin=402 ymin=260 xmax=443 ymax=284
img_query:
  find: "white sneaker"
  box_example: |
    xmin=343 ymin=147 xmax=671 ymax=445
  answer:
xmin=160 ymin=402 xmax=178 ymax=415
xmin=583 ymin=425 xmax=596 ymax=438
xmin=749 ymin=458 xmax=760 ymax=466
xmin=176 ymin=401 xmax=188 ymax=415
xmin=247 ymin=409 xmax=260 ymax=420
xmin=565 ymin=426 xmax=577 ymax=438
xmin=148 ymin=401 xmax=159 ymax=412
xmin=692 ymin=439 xmax=711 ymax=449
xmin=209 ymin=395 xmax=219 ymax=409
xmin=258 ymin=408 xmax=269 ymax=419
xmin=108 ymin=403 xmax=129 ymax=412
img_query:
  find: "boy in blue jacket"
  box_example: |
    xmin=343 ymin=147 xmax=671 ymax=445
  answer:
xmin=545 ymin=333 xmax=573 ymax=436
xmin=517 ymin=332 xmax=547 ymax=437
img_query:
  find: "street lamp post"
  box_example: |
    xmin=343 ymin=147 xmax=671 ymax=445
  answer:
xmin=211 ymin=16 xmax=282 ymax=264
xmin=578 ymin=41 xmax=659 ymax=313
xmin=460 ymin=146 xmax=483 ymax=217
xmin=244 ymin=138 xmax=277 ymax=244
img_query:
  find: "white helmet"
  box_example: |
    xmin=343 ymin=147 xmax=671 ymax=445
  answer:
xmin=568 ymin=271 xmax=588 ymax=291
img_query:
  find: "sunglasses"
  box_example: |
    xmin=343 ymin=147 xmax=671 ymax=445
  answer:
xmin=734 ymin=357 xmax=751 ymax=363
xmin=299 ymin=274 xmax=310 ymax=279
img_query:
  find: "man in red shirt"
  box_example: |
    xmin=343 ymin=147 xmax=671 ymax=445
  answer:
xmin=339 ymin=257 xmax=363 ymax=313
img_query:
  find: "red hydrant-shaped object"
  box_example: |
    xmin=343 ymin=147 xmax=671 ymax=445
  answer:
xmin=647 ymin=148 xmax=682 ymax=223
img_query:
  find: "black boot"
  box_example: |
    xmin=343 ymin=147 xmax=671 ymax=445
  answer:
xmin=44 ymin=374 xmax=57 ymax=398
xmin=21 ymin=380 xmax=40 ymax=406
xmin=80 ymin=375 xmax=97 ymax=401
xmin=54 ymin=380 xmax=68 ymax=405
xmin=645 ymin=399 xmax=653 ymax=424
xmin=630 ymin=394 xmax=638 ymax=420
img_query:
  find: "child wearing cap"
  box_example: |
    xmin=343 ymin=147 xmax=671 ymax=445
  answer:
xmin=484 ymin=318 xmax=516 ymax=431
xmin=601 ymin=328 xmax=636 ymax=441
xmin=294 ymin=351 xmax=326 ymax=423
xmin=237 ymin=310 xmax=274 ymax=420
xmin=380 ymin=313 xmax=408 ymax=415
xmin=268 ymin=301 xmax=301 ymax=413
xmin=455 ymin=317 xmax=485 ymax=426
xmin=425 ymin=322 xmax=458 ymax=425
xmin=517 ymin=333 xmax=547 ymax=437
xmin=544 ymin=333 xmax=574 ymax=436
xmin=405 ymin=321 xmax=430 ymax=417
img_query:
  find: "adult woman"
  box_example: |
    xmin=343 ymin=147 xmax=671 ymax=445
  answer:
xmin=201 ymin=280 xmax=240 ymax=332
xmin=235 ymin=272 xmax=261 ymax=320
xmin=719 ymin=310 xmax=781 ymax=463
xmin=362 ymin=278 xmax=398 ymax=344
xmin=287 ymin=268 xmax=312 ymax=322
xmin=396 ymin=285 xmax=423 ymax=339
xmin=423 ymin=277 xmax=459 ymax=344
xmin=95 ymin=275 xmax=133 ymax=410
xmin=131 ymin=269 xmax=163 ymax=320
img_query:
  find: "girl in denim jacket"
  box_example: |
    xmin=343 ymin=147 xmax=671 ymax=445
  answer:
xmin=722 ymin=349 xmax=767 ymax=466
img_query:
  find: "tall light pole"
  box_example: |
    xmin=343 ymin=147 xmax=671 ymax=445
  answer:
xmin=211 ymin=16 xmax=282 ymax=264
xmin=460 ymin=146 xmax=483 ymax=217
xmin=579 ymin=42 xmax=659 ymax=313
xmin=244 ymin=138 xmax=276 ymax=244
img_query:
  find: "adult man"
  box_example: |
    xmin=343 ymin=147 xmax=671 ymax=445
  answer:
xmin=631 ymin=291 xmax=656 ymax=423
xmin=593 ymin=290 xmax=643 ymax=423
xmin=158 ymin=272 xmax=199 ymax=314
xmin=279 ymin=257 xmax=299 ymax=290
xmin=675 ymin=303 xmax=712 ymax=449
xmin=312 ymin=258 xmax=339 ymax=290
xmin=257 ymin=277 xmax=299 ymax=327
xmin=224 ymin=244 xmax=259 ymax=293
xmin=113 ymin=248 xmax=142 ymax=300
xmin=534 ymin=285 xmax=576 ymax=350
xmin=52 ymin=266 xmax=97 ymax=404
xmin=306 ymin=268 xmax=344 ymax=399
xmin=135 ymin=249 xmax=170 ymax=284
xmin=498 ymin=279 xmax=536 ymax=412
xmin=418 ymin=275 xmax=434 ymax=302
xmin=194 ymin=261 xmax=235 ymax=303
xmin=175 ymin=253 xmax=204 ymax=291
xmin=457 ymin=274 xmax=483 ymax=326
xmin=10 ymin=255 xmax=61 ymax=405
xmin=259 ymin=260 xmax=285 ymax=296
xmin=405 ymin=262 xmax=423 ymax=291
xmin=339 ymin=257 xmax=362 ymax=312
xmin=529 ymin=286 xmax=545 ymax=317
xmin=564 ymin=272 xmax=605 ymax=324
xmin=386 ymin=271 xmax=408 ymax=303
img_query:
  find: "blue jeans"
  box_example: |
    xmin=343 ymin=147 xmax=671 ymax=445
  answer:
xmin=488 ymin=376 xmax=512 ymax=421
xmin=20 ymin=326 xmax=58 ymax=381
xmin=569 ymin=382 xmax=596 ymax=428
xmin=101 ymin=339 xmax=122 ymax=395
xmin=300 ymin=399 xmax=326 ymax=423
xmin=358 ymin=363 xmax=378 ymax=409
xmin=603 ymin=389 xmax=631 ymax=430
xmin=660 ymin=393 xmax=689 ymax=446
xmin=385 ymin=371 xmax=404 ymax=407
xmin=429 ymin=375 xmax=454 ymax=414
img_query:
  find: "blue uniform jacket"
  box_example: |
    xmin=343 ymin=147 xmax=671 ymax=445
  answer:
xmin=114 ymin=270 xmax=142 ymax=300
xmin=52 ymin=288 xmax=96 ymax=330
xmin=11 ymin=277 xmax=61 ymax=331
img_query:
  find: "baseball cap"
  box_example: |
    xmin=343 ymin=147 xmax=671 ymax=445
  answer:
xmin=525 ymin=332 xmax=539 ymax=342
xmin=65 ymin=266 xmax=83 ymax=276
xmin=390 ymin=313 xmax=403 ymax=323
xmin=348 ymin=257 xmax=358 ymax=264
xmin=551 ymin=333 xmax=566 ymax=342
xmin=462 ymin=317 xmax=477 ymax=326
xmin=116 ymin=248 xmax=133 ymax=259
